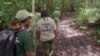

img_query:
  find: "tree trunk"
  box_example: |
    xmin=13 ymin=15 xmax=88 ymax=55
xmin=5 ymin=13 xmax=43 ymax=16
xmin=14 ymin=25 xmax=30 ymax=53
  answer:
xmin=32 ymin=0 xmax=35 ymax=13
xmin=61 ymin=0 xmax=65 ymax=15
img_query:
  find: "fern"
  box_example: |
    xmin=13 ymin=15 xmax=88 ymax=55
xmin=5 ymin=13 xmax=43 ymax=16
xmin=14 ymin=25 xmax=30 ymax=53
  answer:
xmin=77 ymin=8 xmax=100 ymax=25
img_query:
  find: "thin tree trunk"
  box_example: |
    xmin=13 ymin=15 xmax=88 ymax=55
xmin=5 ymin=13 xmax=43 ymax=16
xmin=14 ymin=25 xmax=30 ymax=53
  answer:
xmin=32 ymin=0 xmax=35 ymax=13
xmin=61 ymin=0 xmax=66 ymax=15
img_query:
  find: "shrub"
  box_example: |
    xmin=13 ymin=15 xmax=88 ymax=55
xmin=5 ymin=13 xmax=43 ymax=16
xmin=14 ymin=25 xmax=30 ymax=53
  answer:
xmin=76 ymin=8 xmax=100 ymax=25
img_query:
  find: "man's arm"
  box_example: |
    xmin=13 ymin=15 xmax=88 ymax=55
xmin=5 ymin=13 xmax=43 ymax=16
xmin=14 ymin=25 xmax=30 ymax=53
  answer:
xmin=36 ymin=31 xmax=40 ymax=40
xmin=36 ymin=22 xmax=40 ymax=40
xmin=23 ymin=33 xmax=35 ymax=56
xmin=52 ymin=19 xmax=57 ymax=39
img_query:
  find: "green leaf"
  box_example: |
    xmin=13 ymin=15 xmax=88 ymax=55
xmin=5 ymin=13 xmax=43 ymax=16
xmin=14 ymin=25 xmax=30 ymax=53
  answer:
xmin=97 ymin=40 xmax=100 ymax=43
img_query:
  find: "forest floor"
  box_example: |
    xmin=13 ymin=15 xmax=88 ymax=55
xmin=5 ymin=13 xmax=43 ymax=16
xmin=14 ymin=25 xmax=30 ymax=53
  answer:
xmin=53 ymin=12 xmax=100 ymax=56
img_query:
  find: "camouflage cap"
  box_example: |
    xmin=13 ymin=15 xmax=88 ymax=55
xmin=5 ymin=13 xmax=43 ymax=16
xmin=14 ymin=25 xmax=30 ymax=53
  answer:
xmin=29 ymin=13 xmax=34 ymax=17
xmin=15 ymin=10 xmax=31 ymax=21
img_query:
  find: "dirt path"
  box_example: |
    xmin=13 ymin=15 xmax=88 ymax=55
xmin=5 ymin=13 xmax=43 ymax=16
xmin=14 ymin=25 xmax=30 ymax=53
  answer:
xmin=53 ymin=12 xmax=100 ymax=56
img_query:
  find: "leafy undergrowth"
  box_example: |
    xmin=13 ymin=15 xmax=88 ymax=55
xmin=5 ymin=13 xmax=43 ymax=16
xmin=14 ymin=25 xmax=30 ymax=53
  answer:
xmin=93 ymin=27 xmax=100 ymax=44
xmin=53 ymin=14 xmax=100 ymax=56
xmin=75 ymin=8 xmax=100 ymax=44
xmin=76 ymin=8 xmax=100 ymax=25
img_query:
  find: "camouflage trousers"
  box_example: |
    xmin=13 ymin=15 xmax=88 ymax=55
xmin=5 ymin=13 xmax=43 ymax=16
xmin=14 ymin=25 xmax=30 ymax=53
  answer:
xmin=41 ymin=40 xmax=53 ymax=56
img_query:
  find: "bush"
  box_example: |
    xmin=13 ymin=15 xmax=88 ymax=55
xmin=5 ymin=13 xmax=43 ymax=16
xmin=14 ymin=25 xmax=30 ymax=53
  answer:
xmin=76 ymin=8 xmax=100 ymax=25
xmin=0 ymin=0 xmax=32 ymax=29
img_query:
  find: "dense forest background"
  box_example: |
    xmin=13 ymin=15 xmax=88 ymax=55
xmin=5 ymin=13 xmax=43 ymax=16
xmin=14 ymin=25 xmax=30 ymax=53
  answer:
xmin=0 ymin=0 xmax=100 ymax=42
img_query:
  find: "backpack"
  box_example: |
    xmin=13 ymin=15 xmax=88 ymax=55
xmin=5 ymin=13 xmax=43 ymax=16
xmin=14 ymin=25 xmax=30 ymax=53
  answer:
xmin=0 ymin=29 xmax=16 ymax=56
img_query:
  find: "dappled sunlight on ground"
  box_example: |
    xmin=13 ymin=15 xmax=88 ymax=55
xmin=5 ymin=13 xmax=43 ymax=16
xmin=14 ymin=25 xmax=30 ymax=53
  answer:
xmin=58 ymin=19 xmax=84 ymax=38
xmin=53 ymin=15 xmax=100 ymax=56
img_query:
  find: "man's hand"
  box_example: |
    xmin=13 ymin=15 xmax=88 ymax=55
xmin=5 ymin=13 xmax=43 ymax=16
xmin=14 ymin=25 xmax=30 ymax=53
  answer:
xmin=27 ymin=28 xmax=32 ymax=32
xmin=26 ymin=52 xmax=35 ymax=56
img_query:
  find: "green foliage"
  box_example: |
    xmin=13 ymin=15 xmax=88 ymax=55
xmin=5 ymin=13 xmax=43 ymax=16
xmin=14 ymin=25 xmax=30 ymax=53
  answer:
xmin=76 ymin=8 xmax=99 ymax=25
xmin=0 ymin=0 xmax=32 ymax=29
xmin=94 ymin=27 xmax=100 ymax=43
xmin=35 ymin=0 xmax=83 ymax=14
xmin=76 ymin=0 xmax=100 ymax=26
xmin=79 ymin=26 xmax=87 ymax=32
xmin=95 ymin=27 xmax=100 ymax=35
